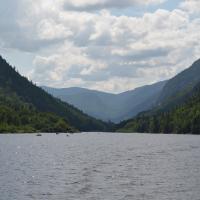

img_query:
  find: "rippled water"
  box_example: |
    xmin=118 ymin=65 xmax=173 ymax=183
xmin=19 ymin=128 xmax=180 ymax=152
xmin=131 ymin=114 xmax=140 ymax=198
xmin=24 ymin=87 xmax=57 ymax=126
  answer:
xmin=0 ymin=133 xmax=200 ymax=200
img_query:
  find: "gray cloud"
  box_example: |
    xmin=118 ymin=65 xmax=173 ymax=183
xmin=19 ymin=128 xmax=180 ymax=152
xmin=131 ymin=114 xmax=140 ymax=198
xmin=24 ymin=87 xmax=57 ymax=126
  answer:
xmin=117 ymin=47 xmax=171 ymax=62
xmin=63 ymin=0 xmax=165 ymax=11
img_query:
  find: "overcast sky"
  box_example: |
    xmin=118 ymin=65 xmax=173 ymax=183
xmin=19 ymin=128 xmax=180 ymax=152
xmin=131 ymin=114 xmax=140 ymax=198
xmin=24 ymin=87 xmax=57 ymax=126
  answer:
xmin=0 ymin=0 xmax=200 ymax=93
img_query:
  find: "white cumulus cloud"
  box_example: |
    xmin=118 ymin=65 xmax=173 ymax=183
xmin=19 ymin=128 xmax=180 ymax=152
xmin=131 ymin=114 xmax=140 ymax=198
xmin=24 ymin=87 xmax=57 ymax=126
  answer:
xmin=0 ymin=0 xmax=200 ymax=92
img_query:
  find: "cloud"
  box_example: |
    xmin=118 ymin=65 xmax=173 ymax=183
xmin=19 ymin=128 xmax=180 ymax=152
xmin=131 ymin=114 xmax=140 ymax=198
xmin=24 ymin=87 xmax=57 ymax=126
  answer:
xmin=180 ymin=0 xmax=200 ymax=14
xmin=63 ymin=0 xmax=165 ymax=11
xmin=0 ymin=0 xmax=68 ymax=52
xmin=27 ymin=6 xmax=200 ymax=92
xmin=1 ymin=0 xmax=200 ymax=93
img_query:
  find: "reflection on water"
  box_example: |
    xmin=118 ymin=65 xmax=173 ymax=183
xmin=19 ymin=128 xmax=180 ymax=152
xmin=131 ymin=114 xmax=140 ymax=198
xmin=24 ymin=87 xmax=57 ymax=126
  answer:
xmin=0 ymin=133 xmax=200 ymax=200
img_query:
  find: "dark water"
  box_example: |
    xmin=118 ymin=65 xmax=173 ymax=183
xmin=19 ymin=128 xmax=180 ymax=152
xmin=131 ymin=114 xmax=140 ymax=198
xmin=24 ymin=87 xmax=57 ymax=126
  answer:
xmin=0 ymin=133 xmax=200 ymax=200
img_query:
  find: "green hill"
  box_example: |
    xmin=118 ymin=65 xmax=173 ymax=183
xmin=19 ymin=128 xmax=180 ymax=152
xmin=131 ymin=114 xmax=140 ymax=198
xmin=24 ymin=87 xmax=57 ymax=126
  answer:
xmin=117 ymin=59 xmax=200 ymax=134
xmin=0 ymin=88 xmax=75 ymax=133
xmin=0 ymin=56 xmax=111 ymax=133
xmin=156 ymin=59 xmax=200 ymax=111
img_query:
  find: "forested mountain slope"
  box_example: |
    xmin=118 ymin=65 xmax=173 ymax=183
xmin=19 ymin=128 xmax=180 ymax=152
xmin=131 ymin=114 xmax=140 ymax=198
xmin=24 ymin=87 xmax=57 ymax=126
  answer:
xmin=0 ymin=88 xmax=75 ymax=133
xmin=0 ymin=56 xmax=110 ymax=132
xmin=156 ymin=59 xmax=200 ymax=110
xmin=118 ymin=58 xmax=200 ymax=134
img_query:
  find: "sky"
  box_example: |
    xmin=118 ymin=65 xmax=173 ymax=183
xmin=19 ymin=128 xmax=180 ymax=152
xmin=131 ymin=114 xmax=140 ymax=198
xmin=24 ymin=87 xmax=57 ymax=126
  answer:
xmin=0 ymin=0 xmax=200 ymax=93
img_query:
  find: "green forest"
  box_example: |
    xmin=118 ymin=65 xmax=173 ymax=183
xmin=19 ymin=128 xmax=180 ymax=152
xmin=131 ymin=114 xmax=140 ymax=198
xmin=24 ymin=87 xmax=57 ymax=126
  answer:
xmin=0 ymin=87 xmax=76 ymax=133
xmin=0 ymin=56 xmax=112 ymax=133
xmin=118 ymin=83 xmax=200 ymax=134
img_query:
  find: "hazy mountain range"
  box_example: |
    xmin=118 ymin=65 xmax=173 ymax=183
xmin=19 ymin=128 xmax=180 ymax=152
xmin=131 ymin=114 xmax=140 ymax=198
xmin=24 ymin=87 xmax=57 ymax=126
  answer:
xmin=42 ymin=81 xmax=166 ymax=123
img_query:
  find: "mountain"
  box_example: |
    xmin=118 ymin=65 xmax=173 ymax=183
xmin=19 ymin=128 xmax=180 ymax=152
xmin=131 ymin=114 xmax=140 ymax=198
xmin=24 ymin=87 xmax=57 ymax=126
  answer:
xmin=0 ymin=88 xmax=75 ymax=133
xmin=117 ymin=58 xmax=200 ymax=134
xmin=156 ymin=59 xmax=200 ymax=110
xmin=0 ymin=56 xmax=110 ymax=133
xmin=43 ymin=81 xmax=166 ymax=123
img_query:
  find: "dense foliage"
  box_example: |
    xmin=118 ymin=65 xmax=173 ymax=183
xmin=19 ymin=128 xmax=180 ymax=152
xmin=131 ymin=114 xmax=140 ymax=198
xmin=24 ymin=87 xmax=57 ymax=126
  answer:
xmin=118 ymin=83 xmax=200 ymax=134
xmin=0 ymin=56 xmax=111 ymax=133
xmin=0 ymin=88 xmax=76 ymax=133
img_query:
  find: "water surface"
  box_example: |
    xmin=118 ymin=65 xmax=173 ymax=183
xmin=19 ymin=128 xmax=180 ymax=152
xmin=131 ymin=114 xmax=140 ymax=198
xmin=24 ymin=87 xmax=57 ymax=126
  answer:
xmin=0 ymin=133 xmax=200 ymax=200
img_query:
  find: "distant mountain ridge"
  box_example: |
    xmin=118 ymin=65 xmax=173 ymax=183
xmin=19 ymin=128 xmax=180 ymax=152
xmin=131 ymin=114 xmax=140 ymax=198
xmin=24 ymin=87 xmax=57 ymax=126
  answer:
xmin=43 ymin=80 xmax=167 ymax=123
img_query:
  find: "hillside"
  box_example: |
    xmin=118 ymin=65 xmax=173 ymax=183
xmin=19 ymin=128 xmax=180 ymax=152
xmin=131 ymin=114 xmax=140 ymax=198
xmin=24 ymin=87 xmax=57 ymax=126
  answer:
xmin=118 ymin=82 xmax=200 ymax=134
xmin=118 ymin=58 xmax=200 ymax=134
xmin=0 ymin=56 xmax=110 ymax=132
xmin=0 ymin=88 xmax=76 ymax=133
xmin=156 ymin=59 xmax=200 ymax=110
xmin=43 ymin=81 xmax=166 ymax=123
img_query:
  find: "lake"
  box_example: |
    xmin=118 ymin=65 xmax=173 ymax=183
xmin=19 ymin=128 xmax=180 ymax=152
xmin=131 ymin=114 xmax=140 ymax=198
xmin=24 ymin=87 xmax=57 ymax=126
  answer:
xmin=0 ymin=133 xmax=200 ymax=200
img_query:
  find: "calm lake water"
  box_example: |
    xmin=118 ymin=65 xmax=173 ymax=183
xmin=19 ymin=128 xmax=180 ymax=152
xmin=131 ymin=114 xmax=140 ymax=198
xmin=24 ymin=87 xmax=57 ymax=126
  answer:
xmin=0 ymin=133 xmax=200 ymax=200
